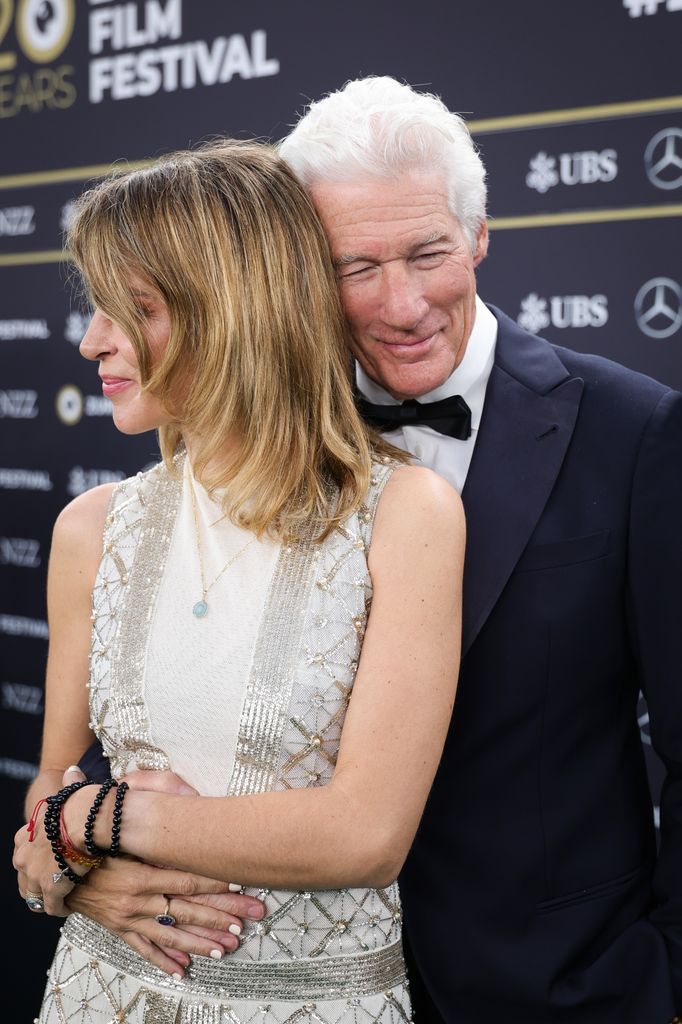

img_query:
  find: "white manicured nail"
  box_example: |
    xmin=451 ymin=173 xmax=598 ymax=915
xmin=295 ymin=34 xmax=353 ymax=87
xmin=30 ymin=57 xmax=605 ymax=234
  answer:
xmin=228 ymin=883 xmax=242 ymax=892
xmin=172 ymin=972 xmax=183 ymax=981
xmin=66 ymin=765 xmax=83 ymax=774
xmin=228 ymin=923 xmax=241 ymax=936
xmin=210 ymin=949 xmax=222 ymax=960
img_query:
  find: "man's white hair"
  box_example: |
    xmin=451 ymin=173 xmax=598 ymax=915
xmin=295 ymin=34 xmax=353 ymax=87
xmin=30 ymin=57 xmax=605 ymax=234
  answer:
xmin=278 ymin=76 xmax=487 ymax=251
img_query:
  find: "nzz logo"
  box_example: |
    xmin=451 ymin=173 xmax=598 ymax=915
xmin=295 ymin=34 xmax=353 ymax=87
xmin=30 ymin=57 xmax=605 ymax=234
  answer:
xmin=526 ymin=149 xmax=618 ymax=193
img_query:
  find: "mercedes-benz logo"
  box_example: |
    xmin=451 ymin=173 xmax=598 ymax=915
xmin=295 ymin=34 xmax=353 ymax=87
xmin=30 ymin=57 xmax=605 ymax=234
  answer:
xmin=634 ymin=277 xmax=682 ymax=339
xmin=644 ymin=127 xmax=682 ymax=190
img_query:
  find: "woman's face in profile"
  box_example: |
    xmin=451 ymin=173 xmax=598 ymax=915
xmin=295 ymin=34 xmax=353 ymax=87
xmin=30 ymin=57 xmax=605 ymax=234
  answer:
xmin=79 ymin=279 xmax=175 ymax=435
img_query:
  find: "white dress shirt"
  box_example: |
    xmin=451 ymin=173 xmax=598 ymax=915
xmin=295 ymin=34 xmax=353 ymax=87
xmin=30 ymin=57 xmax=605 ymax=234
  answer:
xmin=356 ymin=296 xmax=498 ymax=493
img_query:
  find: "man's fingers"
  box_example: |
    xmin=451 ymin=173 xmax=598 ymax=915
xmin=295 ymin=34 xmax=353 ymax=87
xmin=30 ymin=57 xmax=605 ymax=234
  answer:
xmin=62 ymin=765 xmax=86 ymax=786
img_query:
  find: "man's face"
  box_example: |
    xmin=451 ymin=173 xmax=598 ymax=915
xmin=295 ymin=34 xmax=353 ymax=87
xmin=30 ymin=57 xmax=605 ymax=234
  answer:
xmin=310 ymin=170 xmax=488 ymax=400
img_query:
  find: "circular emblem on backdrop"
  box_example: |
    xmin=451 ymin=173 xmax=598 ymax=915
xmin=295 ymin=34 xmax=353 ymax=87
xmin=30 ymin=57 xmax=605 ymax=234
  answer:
xmin=634 ymin=278 xmax=682 ymax=339
xmin=55 ymin=384 xmax=83 ymax=426
xmin=16 ymin=0 xmax=75 ymax=64
xmin=644 ymin=127 xmax=682 ymax=191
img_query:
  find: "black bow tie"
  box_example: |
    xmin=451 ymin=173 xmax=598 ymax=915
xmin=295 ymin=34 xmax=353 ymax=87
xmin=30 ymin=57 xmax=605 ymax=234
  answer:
xmin=357 ymin=394 xmax=472 ymax=440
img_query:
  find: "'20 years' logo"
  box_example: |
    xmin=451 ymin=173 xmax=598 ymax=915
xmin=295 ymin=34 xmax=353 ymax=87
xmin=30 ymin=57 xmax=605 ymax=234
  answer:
xmin=0 ymin=0 xmax=76 ymax=118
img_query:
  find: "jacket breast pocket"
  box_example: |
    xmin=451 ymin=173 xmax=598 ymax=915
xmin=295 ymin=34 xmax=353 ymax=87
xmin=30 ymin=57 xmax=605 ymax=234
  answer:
xmin=536 ymin=863 xmax=645 ymax=915
xmin=515 ymin=528 xmax=611 ymax=573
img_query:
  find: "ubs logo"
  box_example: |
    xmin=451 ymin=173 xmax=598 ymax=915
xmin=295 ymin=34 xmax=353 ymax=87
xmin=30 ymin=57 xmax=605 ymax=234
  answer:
xmin=634 ymin=278 xmax=682 ymax=339
xmin=644 ymin=127 xmax=682 ymax=190
xmin=64 ymin=311 xmax=89 ymax=345
xmin=518 ymin=293 xmax=609 ymax=334
xmin=526 ymin=150 xmax=618 ymax=192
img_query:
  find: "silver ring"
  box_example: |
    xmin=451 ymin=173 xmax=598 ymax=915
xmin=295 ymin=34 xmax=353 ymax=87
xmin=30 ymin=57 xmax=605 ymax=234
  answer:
xmin=24 ymin=891 xmax=45 ymax=913
xmin=155 ymin=896 xmax=176 ymax=927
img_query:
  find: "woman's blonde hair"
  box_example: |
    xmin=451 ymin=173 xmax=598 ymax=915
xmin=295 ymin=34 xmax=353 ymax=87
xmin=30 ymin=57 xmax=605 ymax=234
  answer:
xmin=68 ymin=139 xmax=405 ymax=539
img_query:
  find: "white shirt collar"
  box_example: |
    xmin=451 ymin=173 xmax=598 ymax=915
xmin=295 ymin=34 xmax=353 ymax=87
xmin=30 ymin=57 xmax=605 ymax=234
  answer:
xmin=356 ymin=295 xmax=497 ymax=430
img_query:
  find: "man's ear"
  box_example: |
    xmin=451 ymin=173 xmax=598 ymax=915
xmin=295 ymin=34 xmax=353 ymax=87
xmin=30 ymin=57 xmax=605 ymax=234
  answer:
xmin=473 ymin=221 xmax=489 ymax=268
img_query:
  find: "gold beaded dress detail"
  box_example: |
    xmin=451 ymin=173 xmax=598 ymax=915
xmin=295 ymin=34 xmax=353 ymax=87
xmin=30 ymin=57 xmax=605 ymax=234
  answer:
xmin=37 ymin=454 xmax=411 ymax=1024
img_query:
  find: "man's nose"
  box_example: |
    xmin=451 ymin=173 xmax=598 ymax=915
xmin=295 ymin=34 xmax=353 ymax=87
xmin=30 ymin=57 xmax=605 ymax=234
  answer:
xmin=378 ymin=263 xmax=429 ymax=331
xmin=79 ymin=309 xmax=115 ymax=361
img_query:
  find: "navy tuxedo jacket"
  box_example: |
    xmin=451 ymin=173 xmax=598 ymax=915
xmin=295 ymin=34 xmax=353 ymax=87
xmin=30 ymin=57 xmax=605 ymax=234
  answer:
xmin=399 ymin=307 xmax=682 ymax=1023
xmin=79 ymin=306 xmax=682 ymax=1023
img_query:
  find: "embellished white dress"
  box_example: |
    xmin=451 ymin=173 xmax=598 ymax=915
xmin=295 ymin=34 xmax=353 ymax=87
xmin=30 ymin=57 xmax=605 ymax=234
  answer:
xmin=38 ymin=454 xmax=411 ymax=1024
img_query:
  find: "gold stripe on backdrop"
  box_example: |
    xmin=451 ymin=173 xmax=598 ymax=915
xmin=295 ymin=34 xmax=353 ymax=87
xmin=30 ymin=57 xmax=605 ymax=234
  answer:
xmin=0 ymin=250 xmax=67 ymax=266
xmin=468 ymin=94 xmax=682 ymax=135
xmin=490 ymin=204 xmax=682 ymax=230
xmin=0 ymin=160 xmax=153 ymax=191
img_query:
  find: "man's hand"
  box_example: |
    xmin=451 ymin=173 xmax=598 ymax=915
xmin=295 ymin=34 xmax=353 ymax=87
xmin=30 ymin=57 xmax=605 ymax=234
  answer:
xmin=64 ymin=766 xmax=266 ymax=976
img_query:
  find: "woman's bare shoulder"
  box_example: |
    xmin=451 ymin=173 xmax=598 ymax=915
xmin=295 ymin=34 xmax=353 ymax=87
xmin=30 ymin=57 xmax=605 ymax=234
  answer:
xmin=370 ymin=464 xmax=465 ymax=565
xmin=379 ymin=463 xmax=464 ymax=526
xmin=52 ymin=482 xmax=118 ymax=562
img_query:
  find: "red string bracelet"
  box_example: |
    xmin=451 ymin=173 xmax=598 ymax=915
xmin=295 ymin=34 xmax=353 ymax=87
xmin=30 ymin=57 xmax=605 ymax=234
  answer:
xmin=59 ymin=804 xmax=104 ymax=869
xmin=27 ymin=798 xmax=47 ymax=843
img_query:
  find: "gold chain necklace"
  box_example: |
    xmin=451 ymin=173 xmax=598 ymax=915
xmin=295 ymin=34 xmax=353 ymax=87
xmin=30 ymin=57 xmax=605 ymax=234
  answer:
xmin=189 ymin=474 xmax=254 ymax=619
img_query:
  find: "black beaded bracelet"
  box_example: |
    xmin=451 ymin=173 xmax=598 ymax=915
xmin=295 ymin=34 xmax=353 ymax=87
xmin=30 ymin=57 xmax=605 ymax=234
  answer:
xmin=108 ymin=780 xmax=128 ymax=857
xmin=43 ymin=780 xmax=92 ymax=885
xmin=83 ymin=778 xmax=118 ymax=858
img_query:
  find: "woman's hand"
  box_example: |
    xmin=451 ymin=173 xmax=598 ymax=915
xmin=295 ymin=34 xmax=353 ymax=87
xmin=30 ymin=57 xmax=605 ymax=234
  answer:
xmin=63 ymin=765 xmax=265 ymax=977
xmin=13 ymin=767 xmax=89 ymax=918
xmin=65 ymin=855 xmax=265 ymax=976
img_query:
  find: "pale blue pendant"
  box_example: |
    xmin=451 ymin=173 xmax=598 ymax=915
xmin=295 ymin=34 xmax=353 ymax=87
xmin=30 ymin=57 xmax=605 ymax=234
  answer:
xmin=193 ymin=600 xmax=208 ymax=618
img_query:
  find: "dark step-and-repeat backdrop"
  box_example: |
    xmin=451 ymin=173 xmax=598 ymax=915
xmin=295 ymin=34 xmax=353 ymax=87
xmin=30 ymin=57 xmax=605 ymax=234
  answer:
xmin=1 ymin=1 xmax=680 ymax=1013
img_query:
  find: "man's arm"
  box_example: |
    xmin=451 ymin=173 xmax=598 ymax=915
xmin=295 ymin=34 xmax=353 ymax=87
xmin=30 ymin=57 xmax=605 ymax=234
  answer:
xmin=78 ymin=739 xmax=111 ymax=783
xmin=628 ymin=388 xmax=682 ymax=1010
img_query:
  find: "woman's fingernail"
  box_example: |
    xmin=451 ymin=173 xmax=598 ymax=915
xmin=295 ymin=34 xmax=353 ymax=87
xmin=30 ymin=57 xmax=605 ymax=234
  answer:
xmin=228 ymin=883 xmax=242 ymax=892
xmin=172 ymin=972 xmax=183 ymax=981
xmin=65 ymin=765 xmax=83 ymax=774
xmin=210 ymin=949 xmax=223 ymax=960
xmin=228 ymin=923 xmax=241 ymax=936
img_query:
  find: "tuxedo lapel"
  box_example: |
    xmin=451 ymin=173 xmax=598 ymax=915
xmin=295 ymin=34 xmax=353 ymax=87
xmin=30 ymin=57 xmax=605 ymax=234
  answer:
xmin=460 ymin=308 xmax=584 ymax=656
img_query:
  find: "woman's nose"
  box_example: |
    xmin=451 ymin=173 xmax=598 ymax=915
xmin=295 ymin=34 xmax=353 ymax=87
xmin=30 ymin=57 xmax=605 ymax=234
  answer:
xmin=79 ymin=309 xmax=115 ymax=361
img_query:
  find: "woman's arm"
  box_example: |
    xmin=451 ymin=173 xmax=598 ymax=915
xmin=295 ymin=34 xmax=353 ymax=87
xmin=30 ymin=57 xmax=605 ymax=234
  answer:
xmin=66 ymin=465 xmax=464 ymax=889
xmin=13 ymin=486 xmax=259 ymax=972
xmin=14 ymin=484 xmax=116 ymax=914
xmin=23 ymin=484 xmax=115 ymax=817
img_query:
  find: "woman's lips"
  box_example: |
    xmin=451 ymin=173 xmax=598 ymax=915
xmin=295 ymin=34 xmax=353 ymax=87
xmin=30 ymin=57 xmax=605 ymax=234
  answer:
xmin=100 ymin=377 xmax=133 ymax=397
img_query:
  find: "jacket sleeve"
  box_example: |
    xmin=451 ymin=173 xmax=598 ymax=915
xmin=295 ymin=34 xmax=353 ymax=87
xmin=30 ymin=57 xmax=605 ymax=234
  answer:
xmin=628 ymin=387 xmax=682 ymax=1009
xmin=78 ymin=738 xmax=112 ymax=783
